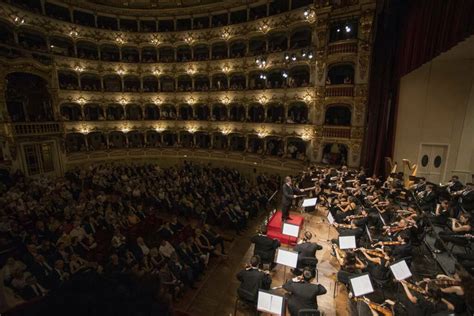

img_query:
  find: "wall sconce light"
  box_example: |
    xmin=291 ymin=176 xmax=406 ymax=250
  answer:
xmin=117 ymin=68 xmax=126 ymax=76
xmin=187 ymin=97 xmax=195 ymax=105
xmin=75 ymin=65 xmax=84 ymax=72
xmin=221 ymin=127 xmax=232 ymax=135
xmin=257 ymin=131 xmax=268 ymax=138
xmin=13 ymin=16 xmax=25 ymax=25
xmin=151 ymin=37 xmax=161 ymax=46
xmin=258 ymin=95 xmax=268 ymax=104
xmin=153 ymin=68 xmax=161 ymax=76
xmin=303 ymin=8 xmax=316 ymax=22
xmin=121 ymin=125 xmax=130 ymax=133
xmin=259 ymin=73 xmax=267 ymax=80
xmin=282 ymin=71 xmax=288 ymax=78
xmin=291 ymin=54 xmax=297 ymax=61
xmin=119 ymin=98 xmax=127 ymax=105
xmin=255 ymin=56 xmax=267 ymax=68
xmin=69 ymin=30 xmax=78 ymax=38
xmin=154 ymin=97 xmax=162 ymax=105
xmin=184 ymin=34 xmax=194 ymax=44
xmin=77 ymin=97 xmax=86 ymax=105
xmin=258 ymin=21 xmax=269 ymax=33
xmin=187 ymin=126 xmax=198 ymax=133
xmin=303 ymin=94 xmax=313 ymax=103
xmin=222 ymin=96 xmax=231 ymax=105
xmin=79 ymin=125 xmax=90 ymax=134
xmin=301 ymin=132 xmax=313 ymax=141
xmin=187 ymin=66 xmax=196 ymax=75
xmin=155 ymin=125 xmax=165 ymax=132
xmin=221 ymin=28 xmax=231 ymax=40
xmin=222 ymin=65 xmax=230 ymax=73
xmin=116 ymin=36 xmax=125 ymax=45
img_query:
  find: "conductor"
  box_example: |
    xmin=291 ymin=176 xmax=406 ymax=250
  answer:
xmin=281 ymin=176 xmax=303 ymax=222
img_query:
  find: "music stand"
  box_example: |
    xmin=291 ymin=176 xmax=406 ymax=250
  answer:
xmin=326 ymin=211 xmax=336 ymax=240
xmin=257 ymin=290 xmax=285 ymax=316
xmin=276 ymin=248 xmax=298 ymax=282
xmin=389 ymin=259 xmax=412 ymax=281
xmin=349 ymin=273 xmax=374 ymax=297
xmin=282 ymin=222 xmax=300 ymax=238
xmin=339 ymin=235 xmax=357 ymax=250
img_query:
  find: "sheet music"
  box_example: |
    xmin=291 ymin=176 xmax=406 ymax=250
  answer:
xmin=350 ymin=274 xmax=374 ymax=297
xmin=390 ymin=260 xmax=412 ymax=281
xmin=276 ymin=249 xmax=298 ymax=268
xmin=282 ymin=223 xmax=300 ymax=237
xmin=257 ymin=291 xmax=284 ymax=315
xmin=339 ymin=235 xmax=357 ymax=250
xmin=257 ymin=291 xmax=272 ymax=312
xmin=302 ymin=198 xmax=317 ymax=207
xmin=327 ymin=212 xmax=335 ymax=224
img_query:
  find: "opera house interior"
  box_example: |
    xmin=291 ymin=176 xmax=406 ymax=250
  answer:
xmin=0 ymin=0 xmax=473 ymax=315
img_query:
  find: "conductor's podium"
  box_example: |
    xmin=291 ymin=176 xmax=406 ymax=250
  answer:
xmin=266 ymin=211 xmax=304 ymax=246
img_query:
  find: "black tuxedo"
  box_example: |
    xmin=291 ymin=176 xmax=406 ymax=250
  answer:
xmin=419 ymin=190 xmax=436 ymax=212
xmin=281 ymin=183 xmax=301 ymax=220
xmin=283 ymin=280 xmax=327 ymax=316
xmin=293 ymin=242 xmax=322 ymax=271
xmin=251 ymin=234 xmax=280 ymax=265
xmin=236 ymin=268 xmax=272 ymax=304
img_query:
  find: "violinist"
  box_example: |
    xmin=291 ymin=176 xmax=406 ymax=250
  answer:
xmin=236 ymin=255 xmax=272 ymax=304
xmin=332 ymin=244 xmax=366 ymax=286
xmin=398 ymin=279 xmax=454 ymax=315
xmin=282 ymin=268 xmax=327 ymax=316
xmin=358 ymin=247 xmax=391 ymax=283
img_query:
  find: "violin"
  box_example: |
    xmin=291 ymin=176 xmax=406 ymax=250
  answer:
xmin=354 ymin=297 xmax=393 ymax=316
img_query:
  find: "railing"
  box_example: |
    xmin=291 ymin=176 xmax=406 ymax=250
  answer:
xmin=322 ymin=125 xmax=351 ymax=138
xmin=327 ymin=40 xmax=358 ymax=55
xmin=325 ymin=84 xmax=354 ymax=97
xmin=12 ymin=122 xmax=62 ymax=136
xmin=66 ymin=148 xmax=306 ymax=172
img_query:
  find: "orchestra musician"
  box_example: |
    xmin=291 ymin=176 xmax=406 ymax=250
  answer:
xmin=291 ymin=231 xmax=322 ymax=275
xmin=282 ymin=268 xmax=327 ymax=316
xmin=251 ymin=226 xmax=280 ymax=270
xmin=236 ymin=255 xmax=272 ymax=305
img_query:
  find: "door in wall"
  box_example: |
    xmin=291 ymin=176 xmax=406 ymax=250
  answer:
xmin=21 ymin=141 xmax=59 ymax=177
xmin=417 ymin=144 xmax=449 ymax=183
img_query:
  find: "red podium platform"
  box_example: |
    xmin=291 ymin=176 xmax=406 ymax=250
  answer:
xmin=266 ymin=211 xmax=304 ymax=246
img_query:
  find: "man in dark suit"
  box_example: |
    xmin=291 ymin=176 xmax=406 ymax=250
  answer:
xmin=251 ymin=226 xmax=280 ymax=269
xmin=281 ymin=176 xmax=302 ymax=221
xmin=283 ymin=268 xmax=327 ymax=316
xmin=236 ymin=256 xmax=272 ymax=304
xmin=292 ymin=231 xmax=322 ymax=275
xmin=419 ymin=184 xmax=437 ymax=212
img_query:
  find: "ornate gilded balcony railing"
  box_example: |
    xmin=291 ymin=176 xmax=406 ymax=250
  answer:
xmin=327 ymin=40 xmax=358 ymax=55
xmin=65 ymin=147 xmax=307 ymax=172
xmin=0 ymin=4 xmax=315 ymax=48
xmin=324 ymin=84 xmax=354 ymax=97
xmin=63 ymin=120 xmax=315 ymax=139
xmin=321 ymin=125 xmax=352 ymax=138
xmin=11 ymin=122 xmax=62 ymax=136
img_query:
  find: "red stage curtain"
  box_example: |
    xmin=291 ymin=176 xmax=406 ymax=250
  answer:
xmin=362 ymin=0 xmax=474 ymax=176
